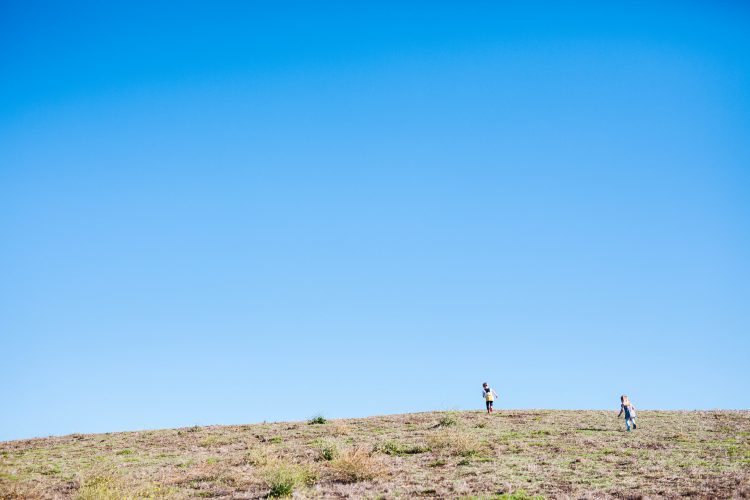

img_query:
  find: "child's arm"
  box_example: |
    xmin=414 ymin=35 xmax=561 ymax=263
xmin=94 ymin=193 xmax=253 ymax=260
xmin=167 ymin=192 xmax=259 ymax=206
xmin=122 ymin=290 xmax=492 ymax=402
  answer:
xmin=617 ymin=405 xmax=623 ymax=417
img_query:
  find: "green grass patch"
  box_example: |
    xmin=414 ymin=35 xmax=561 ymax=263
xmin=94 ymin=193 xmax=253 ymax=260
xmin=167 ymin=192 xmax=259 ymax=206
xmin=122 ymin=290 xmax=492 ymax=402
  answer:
xmin=437 ymin=414 xmax=458 ymax=427
xmin=264 ymin=462 xmax=316 ymax=497
xmin=315 ymin=439 xmax=338 ymax=461
xmin=198 ymin=435 xmax=233 ymax=447
xmin=459 ymin=489 xmax=544 ymax=499
xmin=376 ymin=440 xmax=430 ymax=456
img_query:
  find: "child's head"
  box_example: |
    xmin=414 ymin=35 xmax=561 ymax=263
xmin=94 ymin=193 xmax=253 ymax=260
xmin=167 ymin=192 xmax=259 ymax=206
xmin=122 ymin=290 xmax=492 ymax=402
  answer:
xmin=482 ymin=382 xmax=488 ymax=388
xmin=621 ymin=394 xmax=630 ymax=405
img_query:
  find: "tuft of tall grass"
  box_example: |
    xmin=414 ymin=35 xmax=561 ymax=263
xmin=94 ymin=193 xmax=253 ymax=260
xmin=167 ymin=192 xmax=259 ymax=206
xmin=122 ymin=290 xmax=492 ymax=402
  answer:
xmin=427 ymin=431 xmax=486 ymax=457
xmin=263 ymin=462 xmax=317 ymax=498
xmin=319 ymin=440 xmax=339 ymax=461
xmin=330 ymin=421 xmax=352 ymax=436
xmin=437 ymin=413 xmax=458 ymax=427
xmin=321 ymin=446 xmax=337 ymax=461
xmin=77 ymin=475 xmax=123 ymax=500
xmin=177 ymin=425 xmax=201 ymax=436
xmin=308 ymin=415 xmax=327 ymax=425
xmin=245 ymin=447 xmax=273 ymax=466
xmin=329 ymin=447 xmax=387 ymax=483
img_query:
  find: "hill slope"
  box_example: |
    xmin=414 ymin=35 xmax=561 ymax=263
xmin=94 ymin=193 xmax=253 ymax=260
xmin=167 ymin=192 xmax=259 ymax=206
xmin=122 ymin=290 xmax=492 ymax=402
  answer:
xmin=2 ymin=410 xmax=749 ymax=499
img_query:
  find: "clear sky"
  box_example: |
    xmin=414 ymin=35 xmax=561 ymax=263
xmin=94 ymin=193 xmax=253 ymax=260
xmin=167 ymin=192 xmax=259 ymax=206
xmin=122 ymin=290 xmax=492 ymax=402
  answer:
xmin=2 ymin=1 xmax=749 ymax=441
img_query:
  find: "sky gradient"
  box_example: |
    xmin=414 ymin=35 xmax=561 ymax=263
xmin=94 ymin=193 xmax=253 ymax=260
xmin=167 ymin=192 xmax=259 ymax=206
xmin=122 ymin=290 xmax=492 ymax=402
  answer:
xmin=2 ymin=1 xmax=750 ymax=441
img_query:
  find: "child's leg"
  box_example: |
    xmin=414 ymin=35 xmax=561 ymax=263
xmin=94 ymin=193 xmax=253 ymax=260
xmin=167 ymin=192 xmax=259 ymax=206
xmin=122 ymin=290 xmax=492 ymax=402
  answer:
xmin=626 ymin=418 xmax=632 ymax=431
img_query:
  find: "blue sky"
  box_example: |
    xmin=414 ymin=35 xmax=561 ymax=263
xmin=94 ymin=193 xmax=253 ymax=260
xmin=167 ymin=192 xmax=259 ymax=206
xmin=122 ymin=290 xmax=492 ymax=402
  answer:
xmin=1 ymin=1 xmax=749 ymax=441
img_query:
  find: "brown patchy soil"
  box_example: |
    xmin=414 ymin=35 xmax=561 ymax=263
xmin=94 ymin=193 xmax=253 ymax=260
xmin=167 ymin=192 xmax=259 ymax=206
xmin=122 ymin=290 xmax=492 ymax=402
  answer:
xmin=1 ymin=410 xmax=749 ymax=499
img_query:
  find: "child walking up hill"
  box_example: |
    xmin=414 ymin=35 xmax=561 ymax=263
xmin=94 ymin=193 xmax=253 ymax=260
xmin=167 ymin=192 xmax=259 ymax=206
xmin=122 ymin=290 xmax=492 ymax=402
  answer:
xmin=618 ymin=394 xmax=637 ymax=431
xmin=482 ymin=382 xmax=499 ymax=414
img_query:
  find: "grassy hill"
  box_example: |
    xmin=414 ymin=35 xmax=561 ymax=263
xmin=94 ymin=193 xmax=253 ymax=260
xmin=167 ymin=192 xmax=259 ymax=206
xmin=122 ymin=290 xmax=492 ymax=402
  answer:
xmin=1 ymin=410 xmax=749 ymax=499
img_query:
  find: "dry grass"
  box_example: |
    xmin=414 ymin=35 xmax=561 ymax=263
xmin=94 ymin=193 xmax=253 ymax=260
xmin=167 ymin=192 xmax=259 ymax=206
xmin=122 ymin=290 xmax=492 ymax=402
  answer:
xmin=76 ymin=472 xmax=177 ymax=500
xmin=261 ymin=461 xmax=317 ymax=497
xmin=327 ymin=447 xmax=387 ymax=483
xmin=1 ymin=410 xmax=749 ymax=498
xmin=428 ymin=430 xmax=487 ymax=457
